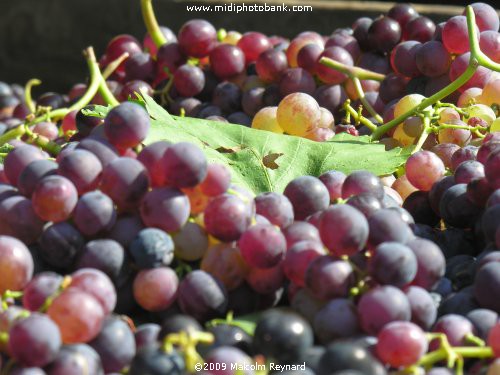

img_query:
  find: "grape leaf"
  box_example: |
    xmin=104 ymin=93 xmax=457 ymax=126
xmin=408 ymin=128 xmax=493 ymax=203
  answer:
xmin=140 ymin=93 xmax=411 ymax=194
xmin=81 ymin=94 xmax=412 ymax=194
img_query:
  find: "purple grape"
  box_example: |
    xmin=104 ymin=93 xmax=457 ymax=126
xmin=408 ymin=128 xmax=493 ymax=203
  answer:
xmin=314 ymin=298 xmax=360 ymax=343
xmin=368 ymin=16 xmax=402 ymax=53
xmin=369 ymin=242 xmax=417 ymax=287
xmin=284 ymin=176 xmax=330 ymax=220
xmin=140 ymin=187 xmax=190 ymax=233
xmin=305 ymin=255 xmax=355 ymax=300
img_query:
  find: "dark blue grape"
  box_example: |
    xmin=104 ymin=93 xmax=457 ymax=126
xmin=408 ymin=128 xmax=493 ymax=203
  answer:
xmin=130 ymin=228 xmax=174 ymax=269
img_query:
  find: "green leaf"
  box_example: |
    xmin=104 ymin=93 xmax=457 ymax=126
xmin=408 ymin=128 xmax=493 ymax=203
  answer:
xmin=81 ymin=104 xmax=113 ymax=118
xmin=0 ymin=143 xmax=14 ymax=164
xmin=141 ymin=93 xmax=412 ymax=195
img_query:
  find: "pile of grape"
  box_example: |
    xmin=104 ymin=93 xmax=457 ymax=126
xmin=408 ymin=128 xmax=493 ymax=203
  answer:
xmin=0 ymin=0 xmax=500 ymax=374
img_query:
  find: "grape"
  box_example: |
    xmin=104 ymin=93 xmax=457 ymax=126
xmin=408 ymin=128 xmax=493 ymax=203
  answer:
xmin=318 ymin=342 xmax=387 ymax=375
xmin=367 ymin=16 xmax=401 ymax=53
xmin=277 ymin=93 xmax=321 ymax=136
xmin=76 ymin=138 xmax=119 ymax=168
xmin=33 ymin=121 xmax=58 ymax=140
xmin=48 ymin=288 xmax=105 ymax=344
xmin=76 ymin=239 xmax=127 ymax=284
xmin=45 ymin=343 xmax=104 ymax=375
xmin=405 ymin=286 xmax=437 ymax=330
xmin=467 ymin=177 xmax=494 ymax=207
xmin=443 ymin=16 xmax=479 ymax=54
xmin=376 ymin=321 xmax=427 ymax=368
xmin=379 ymin=73 xmax=408 ymax=103
xmin=238 ymin=224 xmax=286 ymax=269
xmin=316 ymin=47 xmax=353 ymax=85
xmin=369 ymin=242 xmax=417 ymax=287
xmin=305 ymin=256 xmax=355 ymax=300
xmin=467 ymin=309 xmax=498 ymax=340
xmin=403 ymin=16 xmax=436 ymax=42
xmin=284 ymin=176 xmax=330 ymax=220
xmin=287 ymin=36 xmax=324 ymax=68
xmin=241 ymin=87 xmax=265 ymax=116
xmin=284 ymin=240 xmax=324 ymax=287
xmin=124 ymin=52 xmax=155 ymax=82
xmin=279 ymin=67 xmax=316 ymax=96
xmin=314 ymin=299 xmax=360 ymax=343
xmin=201 ymin=243 xmax=248 ymax=291
xmin=432 ymin=314 xmax=475 ymax=347
xmin=253 ymin=310 xmax=313 ymax=364
xmin=486 ymin=149 xmax=500 ymax=189
xmin=318 ymin=170 xmax=346 ymax=203
xmin=204 ymin=346 xmax=253 ymax=374
xmin=119 ymin=80 xmax=149 ymax=103
xmin=415 ymin=41 xmax=451 ymax=77
xmin=252 ymin=106 xmax=283 ymax=134
xmin=212 ymin=81 xmax=242 ymax=113
xmin=209 ymin=44 xmax=245 ymax=80
xmin=0 ymin=196 xmax=44 ymax=244
xmin=246 ymin=263 xmax=284 ymax=294
xmin=319 ymin=204 xmax=368 ymax=256
xmin=178 ymin=19 xmax=217 ymax=58
xmin=16 ymin=159 xmax=57 ymax=197
xmin=136 ymin=141 xmax=170 ymax=187
xmin=451 ymin=147 xmax=478 ymax=173
xmin=282 ymin=221 xmax=320 ymax=249
xmin=100 ymin=157 xmax=150 ymax=211
xmin=128 ymin=344 xmax=184 ymax=375
xmin=406 ymin=150 xmax=446 ymax=191
xmin=454 ymin=160 xmax=484 ymax=184
xmin=130 ymin=228 xmax=174 ymax=269
xmin=156 ymin=42 xmax=186 ymax=76
xmin=8 ymin=313 xmax=61 ymax=367
xmin=296 ymin=43 xmax=323 ymax=75
xmin=133 ymin=267 xmax=178 ymax=312
xmin=70 ymin=268 xmax=116 ymax=314
xmin=464 ymin=2 xmax=500 ymax=32
xmin=474 ymin=262 xmax=500 ymax=313
xmin=4 ymin=145 xmax=46 ymax=185
xmin=314 ymin=84 xmax=348 ymax=118
xmin=450 ymin=52 xmax=491 ymax=92
xmin=172 ymin=221 xmax=208 ymax=262
xmin=488 ymin=189 xmax=500 ymax=208
xmin=479 ymin=31 xmax=500 ymax=63
xmin=256 ymin=49 xmax=288 ymax=83
xmin=255 ymin=192 xmax=294 ymax=228
xmin=173 ymin=64 xmax=205 ymax=97
xmin=140 ymin=187 xmax=190 ymax=233
xmin=9 ymin=367 xmax=47 ymax=375
xmin=358 ymin=285 xmax=411 ymax=335
xmin=406 ymin=237 xmax=445 ymax=290
xmin=227 ymin=111 xmax=251 ymax=126
xmin=32 ymin=175 xmax=78 ymax=222
xmin=103 ymin=102 xmax=150 ymax=150
xmin=73 ymin=191 xmax=116 ymax=237
xmin=440 ymin=184 xmax=482 ymax=228
xmin=388 ymin=3 xmax=418 ymax=28
xmin=341 ymin=170 xmax=384 ymax=200
xmin=135 ymin=323 xmax=160 ymax=350
xmin=391 ymin=174 xmax=418 ymax=200
xmin=161 ymin=142 xmax=207 ymax=188
xmin=38 ymin=222 xmax=84 ymax=269
xmin=489 ymin=322 xmax=500 ymax=358
xmin=0 ymin=236 xmax=34 ymax=294
xmin=177 ymin=270 xmax=228 ymax=322
xmin=237 ymin=31 xmax=271 ymax=64
xmin=106 ymin=215 xmax=144 ymax=248
xmin=346 ymin=192 xmax=382 ymax=218
xmin=204 ymin=193 xmax=252 ymax=241
xmin=368 ymin=209 xmax=414 ymax=248
xmin=105 ymin=34 xmax=141 ymax=70
xmin=22 ymin=272 xmax=62 ymax=312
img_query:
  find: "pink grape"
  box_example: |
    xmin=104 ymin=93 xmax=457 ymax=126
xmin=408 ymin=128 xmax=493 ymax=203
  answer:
xmin=0 ymin=236 xmax=34 ymax=294
xmin=406 ymin=151 xmax=446 ymax=191
xmin=32 ymin=175 xmax=78 ymax=222
xmin=133 ymin=267 xmax=178 ymax=312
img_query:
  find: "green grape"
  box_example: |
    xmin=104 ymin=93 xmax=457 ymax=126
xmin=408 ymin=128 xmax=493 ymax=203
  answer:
xmin=277 ymin=93 xmax=321 ymax=136
xmin=252 ymin=106 xmax=284 ymax=134
xmin=467 ymin=104 xmax=496 ymax=125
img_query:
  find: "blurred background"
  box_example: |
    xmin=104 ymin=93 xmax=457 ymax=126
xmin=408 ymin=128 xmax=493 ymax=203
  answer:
xmin=0 ymin=0 xmax=493 ymax=91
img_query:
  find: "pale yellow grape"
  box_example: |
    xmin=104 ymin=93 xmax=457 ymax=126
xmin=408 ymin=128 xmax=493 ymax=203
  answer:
xmin=252 ymin=107 xmax=284 ymax=134
xmin=479 ymin=79 xmax=500 ymax=107
xmin=457 ymin=87 xmax=483 ymax=107
xmin=437 ymin=108 xmax=461 ymax=126
xmin=222 ymin=31 xmax=242 ymax=45
xmin=316 ymin=107 xmax=335 ymax=129
xmin=393 ymin=94 xmax=430 ymax=119
xmin=393 ymin=124 xmax=415 ymax=146
xmin=276 ymin=93 xmax=321 ymax=136
xmin=466 ymin=104 xmax=496 ymax=125
xmin=491 ymin=117 xmax=500 ymax=132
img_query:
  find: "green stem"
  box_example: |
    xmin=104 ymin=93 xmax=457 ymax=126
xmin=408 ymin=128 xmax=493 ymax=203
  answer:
xmin=141 ymin=0 xmax=166 ymax=47
xmin=342 ymin=101 xmax=378 ymax=132
xmin=352 ymin=77 xmax=384 ymax=124
xmin=0 ymin=125 xmax=25 ymax=147
xmin=24 ymin=78 xmax=42 ymax=114
xmin=102 ymin=52 xmax=129 ymax=80
xmin=319 ymin=57 xmax=386 ymax=81
xmin=371 ymin=6 xmax=485 ymax=141
xmin=412 ymin=116 xmax=432 ymax=154
xmin=25 ymin=127 xmax=61 ymax=155
xmin=437 ymin=123 xmax=480 ymax=131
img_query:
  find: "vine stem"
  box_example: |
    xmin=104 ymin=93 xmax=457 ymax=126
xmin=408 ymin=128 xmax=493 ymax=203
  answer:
xmin=141 ymin=0 xmax=166 ymax=47
xmin=342 ymin=100 xmax=378 ymax=131
xmin=371 ymin=5 xmax=497 ymax=140
xmin=319 ymin=57 xmax=386 ymax=81
xmin=412 ymin=115 xmax=431 ymax=154
xmin=24 ymin=78 xmax=42 ymax=114
xmin=352 ymin=77 xmax=384 ymax=124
